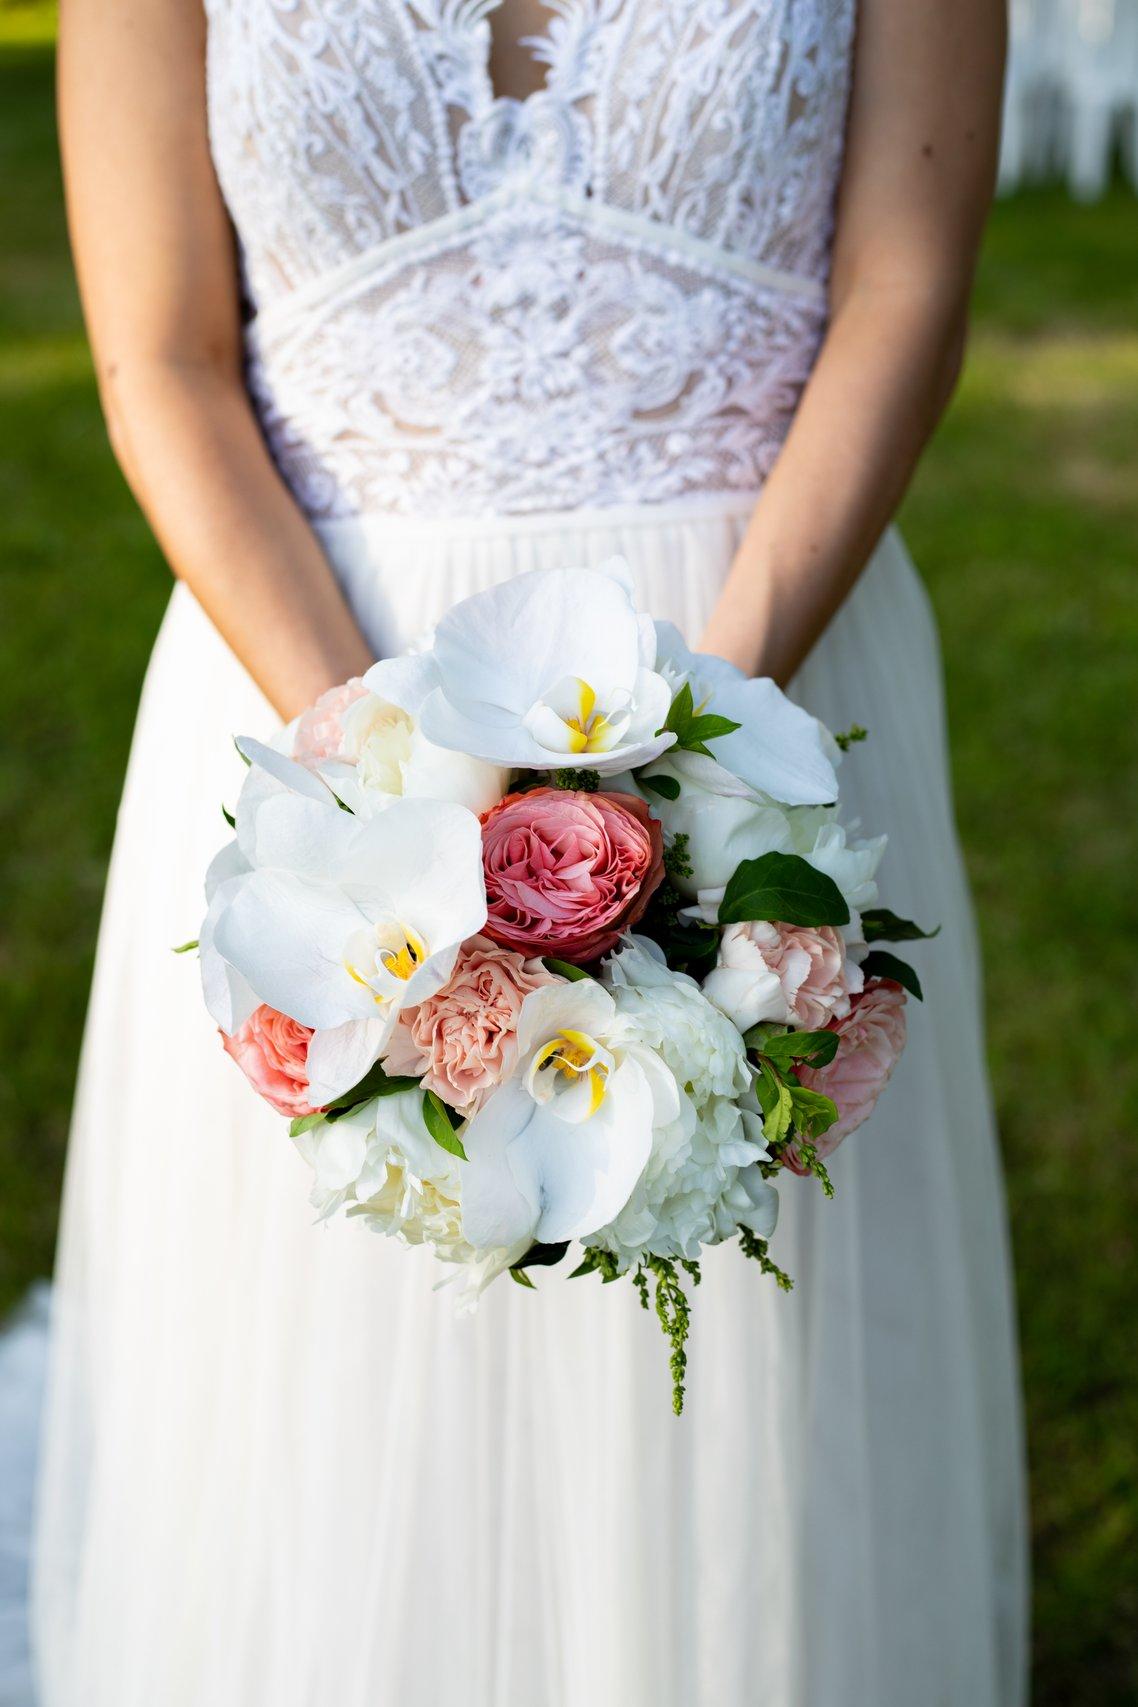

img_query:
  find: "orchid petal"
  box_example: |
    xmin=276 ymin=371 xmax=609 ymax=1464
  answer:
xmin=652 ymin=626 xmax=838 ymax=805
xmin=305 ymin=1018 xmax=391 ymax=1106
xmin=518 ymin=1056 xmax=654 ymax=1244
xmin=212 ymin=868 xmax=378 ymax=1029
xmin=460 ymin=1080 xmax=543 ymax=1250
xmin=199 ymin=876 xmax=259 ymax=1033
xmin=361 ymin=652 xmax=440 ymax=716
xmin=235 ymin=736 xmax=337 ymax=802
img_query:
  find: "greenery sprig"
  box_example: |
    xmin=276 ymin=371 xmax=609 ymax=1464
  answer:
xmin=738 ymin=1227 xmax=794 ymax=1291
xmin=639 ymin=833 xmax=720 ymax=977
xmin=550 ymin=767 xmax=601 ymax=791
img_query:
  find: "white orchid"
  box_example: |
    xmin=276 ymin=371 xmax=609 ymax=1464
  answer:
xmin=374 ymin=560 xmax=676 ymax=776
xmin=198 ymin=739 xmax=337 ymax=1034
xmin=653 ymin=622 xmax=838 ymax=806
xmin=325 ymin=661 xmax=507 ymax=816
xmin=202 ymin=789 xmax=487 ymax=1099
xmin=459 ymin=978 xmax=680 ymax=1251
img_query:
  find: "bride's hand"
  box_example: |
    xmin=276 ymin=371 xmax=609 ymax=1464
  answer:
xmin=698 ymin=0 xmax=1004 ymax=689
xmin=58 ymin=0 xmax=375 ymax=720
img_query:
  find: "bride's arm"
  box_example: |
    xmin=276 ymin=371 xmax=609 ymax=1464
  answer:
xmin=699 ymin=0 xmax=1006 ymax=684
xmin=58 ymin=0 xmax=373 ymax=719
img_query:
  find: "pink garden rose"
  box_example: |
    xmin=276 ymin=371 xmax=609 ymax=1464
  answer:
xmin=479 ymin=788 xmax=665 ymax=963
xmin=293 ymin=677 xmax=368 ymax=767
xmin=221 ymin=1004 xmax=321 ymax=1118
xmin=703 ymin=919 xmax=863 ymax=1034
xmin=787 ymin=978 xmax=909 ymax=1170
xmin=384 ymin=935 xmax=558 ymax=1114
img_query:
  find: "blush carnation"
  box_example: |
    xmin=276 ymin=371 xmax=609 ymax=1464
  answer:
xmin=221 ymin=1004 xmax=320 ymax=1118
xmin=787 ymin=978 xmax=909 ymax=1170
xmin=383 ymin=935 xmax=558 ymax=1114
xmin=293 ymin=677 xmax=368 ymax=766
xmin=480 ymin=788 xmax=665 ymax=963
xmin=703 ymin=919 xmax=862 ymax=1034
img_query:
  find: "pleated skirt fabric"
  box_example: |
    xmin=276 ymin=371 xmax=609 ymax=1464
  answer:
xmin=32 ymin=497 xmax=1028 ymax=1707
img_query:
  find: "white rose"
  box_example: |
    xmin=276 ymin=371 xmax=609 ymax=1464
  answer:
xmin=619 ymin=749 xmax=796 ymax=898
xmin=320 ymin=687 xmax=507 ymax=817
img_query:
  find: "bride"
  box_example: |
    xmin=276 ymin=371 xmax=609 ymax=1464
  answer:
xmin=35 ymin=1 xmax=1027 ymax=1702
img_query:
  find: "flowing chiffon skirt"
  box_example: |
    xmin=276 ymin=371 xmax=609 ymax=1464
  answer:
xmin=32 ymin=497 xmax=1028 ymax=1707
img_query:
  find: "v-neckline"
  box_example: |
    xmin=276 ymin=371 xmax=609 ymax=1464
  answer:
xmin=482 ymin=0 xmax=558 ymax=107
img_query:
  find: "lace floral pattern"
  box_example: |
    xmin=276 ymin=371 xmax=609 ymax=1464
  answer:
xmin=206 ymin=0 xmax=857 ymax=519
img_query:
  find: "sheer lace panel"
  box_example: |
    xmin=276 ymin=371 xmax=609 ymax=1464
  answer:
xmin=205 ymin=0 xmax=857 ymax=519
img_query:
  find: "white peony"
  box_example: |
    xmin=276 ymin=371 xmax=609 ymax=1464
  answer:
xmin=294 ymin=1092 xmax=522 ymax=1306
xmin=603 ymin=935 xmax=751 ymax=1104
xmin=374 ymin=560 xmax=677 ymax=775
xmin=586 ymin=937 xmax=779 ymax=1269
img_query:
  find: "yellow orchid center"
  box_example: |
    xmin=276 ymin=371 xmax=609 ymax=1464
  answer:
xmin=533 ymin=1027 xmax=610 ymax=1117
xmin=560 ymin=679 xmax=616 ymax=755
xmin=379 ymin=926 xmax=427 ymax=982
xmin=344 ymin=921 xmax=428 ymax=1001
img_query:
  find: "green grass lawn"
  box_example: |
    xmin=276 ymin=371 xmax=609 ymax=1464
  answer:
xmin=1 ymin=10 xmax=1136 ymax=1701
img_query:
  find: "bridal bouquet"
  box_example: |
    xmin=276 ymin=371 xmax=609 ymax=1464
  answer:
xmin=194 ymin=561 xmax=930 ymax=1411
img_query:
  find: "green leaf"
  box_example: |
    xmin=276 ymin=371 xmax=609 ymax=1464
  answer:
xmin=221 ymin=805 xmax=236 ymax=829
xmin=659 ymin=681 xmax=742 ymax=757
xmin=760 ymin=1029 xmax=840 ymax=1070
xmin=639 ymin=772 xmax=681 ymax=801
xmin=860 ymin=907 xmax=939 ymax=944
xmin=752 ymin=1058 xmax=793 ymax=1145
xmin=788 ymin=1084 xmax=839 ymax=1139
xmin=422 ymin=1089 xmax=468 ymax=1161
xmin=171 ymin=939 xmax=199 ymax=956
xmin=509 ymin=1267 xmax=536 ymax=1289
xmin=512 ymin=1240 xmax=570 ymax=1273
xmin=541 ymin=957 xmax=591 ymax=982
xmin=860 ymin=949 xmax=923 ymax=1000
xmin=719 ymin=852 xmax=850 ymax=928
xmin=288 ymin=1112 xmax=326 ymax=1138
xmin=323 ymin=1060 xmax=421 ymax=1116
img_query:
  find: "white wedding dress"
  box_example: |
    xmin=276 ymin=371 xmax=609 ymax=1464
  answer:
xmin=32 ymin=3 xmax=1028 ymax=1703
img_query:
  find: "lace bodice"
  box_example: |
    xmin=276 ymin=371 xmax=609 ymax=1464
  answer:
xmin=205 ymin=0 xmax=858 ymax=519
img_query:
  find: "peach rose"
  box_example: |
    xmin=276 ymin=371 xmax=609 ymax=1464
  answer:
xmin=221 ymin=1004 xmax=320 ymax=1118
xmin=703 ymin=919 xmax=862 ymax=1034
xmin=787 ymin=978 xmax=908 ymax=1169
xmin=293 ymin=677 xmax=368 ymax=766
xmin=383 ymin=935 xmax=558 ymax=1113
xmin=480 ymin=787 xmax=665 ymax=963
